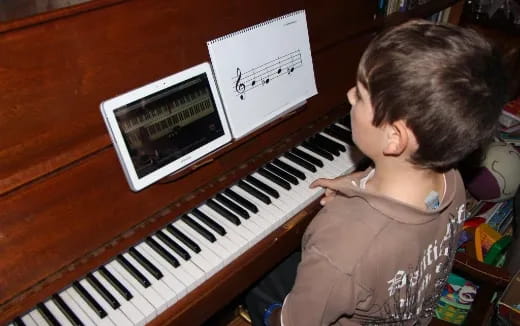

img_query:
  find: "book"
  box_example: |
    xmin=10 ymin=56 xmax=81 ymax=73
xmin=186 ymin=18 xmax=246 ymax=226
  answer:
xmin=499 ymin=131 xmax=520 ymax=146
xmin=499 ymin=97 xmax=520 ymax=133
xmin=378 ymin=0 xmax=388 ymax=14
xmin=486 ymin=199 xmax=514 ymax=232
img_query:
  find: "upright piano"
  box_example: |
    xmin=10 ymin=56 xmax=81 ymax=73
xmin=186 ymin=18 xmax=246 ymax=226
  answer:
xmin=0 ymin=1 xmax=460 ymax=325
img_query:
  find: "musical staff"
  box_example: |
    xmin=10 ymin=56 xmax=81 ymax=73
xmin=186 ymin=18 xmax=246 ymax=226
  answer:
xmin=232 ymin=50 xmax=302 ymax=100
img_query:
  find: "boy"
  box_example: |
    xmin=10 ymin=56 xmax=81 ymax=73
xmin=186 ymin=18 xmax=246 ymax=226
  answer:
xmin=245 ymin=19 xmax=507 ymax=325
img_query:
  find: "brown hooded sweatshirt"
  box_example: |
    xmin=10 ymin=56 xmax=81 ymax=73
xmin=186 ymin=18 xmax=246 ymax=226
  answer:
xmin=281 ymin=168 xmax=466 ymax=325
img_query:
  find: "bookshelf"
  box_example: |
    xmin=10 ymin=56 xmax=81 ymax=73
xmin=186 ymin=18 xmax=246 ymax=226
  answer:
xmin=376 ymin=0 xmax=465 ymax=27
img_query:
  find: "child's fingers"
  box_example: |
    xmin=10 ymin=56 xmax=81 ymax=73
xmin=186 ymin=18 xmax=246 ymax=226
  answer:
xmin=320 ymin=194 xmax=336 ymax=206
xmin=309 ymin=178 xmax=334 ymax=189
xmin=324 ymin=188 xmax=336 ymax=197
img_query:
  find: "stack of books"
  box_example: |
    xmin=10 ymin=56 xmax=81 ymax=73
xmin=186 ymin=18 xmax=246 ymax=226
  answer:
xmin=499 ymin=97 xmax=520 ymax=146
xmin=378 ymin=0 xmax=452 ymax=22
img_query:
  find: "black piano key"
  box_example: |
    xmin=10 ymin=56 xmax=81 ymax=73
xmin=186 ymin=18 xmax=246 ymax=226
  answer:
xmin=52 ymin=294 xmax=84 ymax=326
xmin=284 ymin=152 xmax=317 ymax=172
xmin=265 ymin=163 xmax=299 ymax=185
xmin=272 ymin=159 xmax=306 ymax=180
xmin=98 ymin=266 xmax=133 ymax=301
xmin=330 ymin=123 xmax=350 ymax=134
xmin=128 ymin=247 xmax=163 ymax=280
xmin=224 ymin=188 xmax=259 ymax=213
xmin=206 ymin=199 xmax=241 ymax=225
xmin=116 ymin=254 xmax=151 ymax=288
xmin=309 ymin=136 xmax=339 ymax=156
xmin=325 ymin=125 xmax=354 ymax=146
xmin=36 ymin=302 xmax=61 ymax=326
xmin=245 ymin=176 xmax=279 ymax=199
xmin=166 ymin=225 xmax=201 ymax=253
xmin=258 ymin=168 xmax=291 ymax=190
xmin=72 ymin=281 xmax=108 ymax=318
xmin=191 ymin=208 xmax=227 ymax=235
xmin=315 ymin=133 xmax=346 ymax=152
xmin=181 ymin=214 xmax=217 ymax=242
xmin=303 ymin=140 xmax=334 ymax=160
xmin=146 ymin=236 xmax=180 ymax=267
xmin=215 ymin=194 xmax=250 ymax=219
xmin=340 ymin=115 xmax=351 ymax=130
xmin=325 ymin=125 xmax=350 ymax=145
xmin=86 ymin=273 xmax=120 ymax=309
xmin=291 ymin=148 xmax=323 ymax=168
xmin=13 ymin=317 xmax=26 ymax=326
xmin=155 ymin=230 xmax=192 ymax=259
xmin=238 ymin=180 xmax=271 ymax=204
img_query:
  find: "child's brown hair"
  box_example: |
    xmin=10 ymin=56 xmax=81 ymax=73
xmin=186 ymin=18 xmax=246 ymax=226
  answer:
xmin=357 ymin=20 xmax=508 ymax=170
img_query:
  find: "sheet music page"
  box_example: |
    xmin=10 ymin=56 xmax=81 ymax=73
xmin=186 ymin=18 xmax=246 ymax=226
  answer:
xmin=207 ymin=10 xmax=317 ymax=139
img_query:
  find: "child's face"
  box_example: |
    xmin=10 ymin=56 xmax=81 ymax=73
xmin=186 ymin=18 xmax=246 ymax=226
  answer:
xmin=347 ymin=83 xmax=384 ymax=160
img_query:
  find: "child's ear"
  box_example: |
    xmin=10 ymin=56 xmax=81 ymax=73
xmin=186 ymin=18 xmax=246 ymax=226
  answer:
xmin=383 ymin=120 xmax=409 ymax=156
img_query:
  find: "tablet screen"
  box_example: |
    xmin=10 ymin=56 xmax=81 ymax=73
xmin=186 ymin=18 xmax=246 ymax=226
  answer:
xmin=113 ymin=73 xmax=225 ymax=178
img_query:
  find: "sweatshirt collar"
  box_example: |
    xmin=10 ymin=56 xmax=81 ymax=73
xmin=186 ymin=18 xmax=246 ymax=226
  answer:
xmin=339 ymin=168 xmax=458 ymax=224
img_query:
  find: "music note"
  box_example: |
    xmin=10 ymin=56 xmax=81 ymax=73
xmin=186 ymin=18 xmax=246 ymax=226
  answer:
xmin=232 ymin=49 xmax=303 ymax=100
xmin=235 ymin=68 xmax=246 ymax=100
xmin=251 ymin=69 xmax=257 ymax=87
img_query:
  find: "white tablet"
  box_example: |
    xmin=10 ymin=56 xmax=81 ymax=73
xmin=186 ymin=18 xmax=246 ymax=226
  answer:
xmin=100 ymin=62 xmax=232 ymax=192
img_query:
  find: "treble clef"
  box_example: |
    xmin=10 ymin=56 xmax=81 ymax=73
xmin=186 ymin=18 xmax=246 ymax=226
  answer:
xmin=235 ymin=67 xmax=246 ymax=100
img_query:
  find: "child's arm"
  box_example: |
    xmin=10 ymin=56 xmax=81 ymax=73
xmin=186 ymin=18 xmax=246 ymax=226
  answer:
xmin=310 ymin=171 xmax=364 ymax=205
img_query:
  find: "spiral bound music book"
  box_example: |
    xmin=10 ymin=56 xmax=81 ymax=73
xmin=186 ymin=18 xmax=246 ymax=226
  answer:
xmin=207 ymin=10 xmax=317 ymax=139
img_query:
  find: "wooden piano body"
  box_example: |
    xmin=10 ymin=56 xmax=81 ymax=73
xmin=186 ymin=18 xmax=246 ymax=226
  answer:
xmin=0 ymin=0 xmax=462 ymax=324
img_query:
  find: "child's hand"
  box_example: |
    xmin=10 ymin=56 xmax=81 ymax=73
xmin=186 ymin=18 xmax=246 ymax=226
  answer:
xmin=310 ymin=172 xmax=364 ymax=206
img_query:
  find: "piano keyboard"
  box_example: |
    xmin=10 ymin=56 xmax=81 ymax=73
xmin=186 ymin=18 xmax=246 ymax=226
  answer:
xmin=10 ymin=120 xmax=360 ymax=326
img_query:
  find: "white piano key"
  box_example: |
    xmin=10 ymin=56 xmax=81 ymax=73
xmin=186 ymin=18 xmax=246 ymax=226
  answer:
xmin=277 ymin=156 xmax=318 ymax=183
xmin=318 ymin=131 xmax=348 ymax=147
xmin=318 ymin=132 xmax=356 ymax=171
xmin=144 ymin=238 xmax=203 ymax=290
xmin=277 ymin=156 xmax=325 ymax=197
xmin=59 ymin=291 xmax=96 ymax=326
xmin=187 ymin=210 xmax=243 ymax=256
xmin=272 ymin=158 xmax=323 ymax=198
xmin=104 ymin=263 xmax=156 ymax=323
xmin=252 ymin=172 xmax=304 ymax=205
xmin=160 ymin=227 xmax=222 ymax=277
xmin=135 ymin=243 xmax=188 ymax=298
xmin=66 ymin=287 xmax=114 ymax=326
xmin=230 ymin=185 xmax=282 ymax=223
xmin=261 ymin=166 xmax=310 ymax=199
xmin=79 ymin=279 xmax=133 ymax=326
xmin=295 ymin=145 xmax=343 ymax=177
xmin=44 ymin=299 xmax=73 ymax=326
xmin=214 ymin=193 xmax=272 ymax=237
xmin=122 ymin=253 xmax=177 ymax=308
xmin=109 ymin=260 xmax=167 ymax=314
xmin=150 ymin=232 xmax=207 ymax=287
xmin=21 ymin=315 xmax=38 ymax=326
xmin=28 ymin=309 xmax=49 ymax=326
xmin=198 ymin=204 xmax=256 ymax=250
xmin=174 ymin=221 xmax=232 ymax=265
xmin=92 ymin=270 xmax=147 ymax=326
xmin=334 ymin=122 xmax=349 ymax=131
xmin=248 ymin=173 xmax=295 ymax=211
xmin=297 ymin=144 xmax=342 ymax=172
xmin=301 ymin=144 xmax=346 ymax=173
xmin=197 ymin=205 xmax=251 ymax=249
xmin=252 ymin=173 xmax=305 ymax=219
